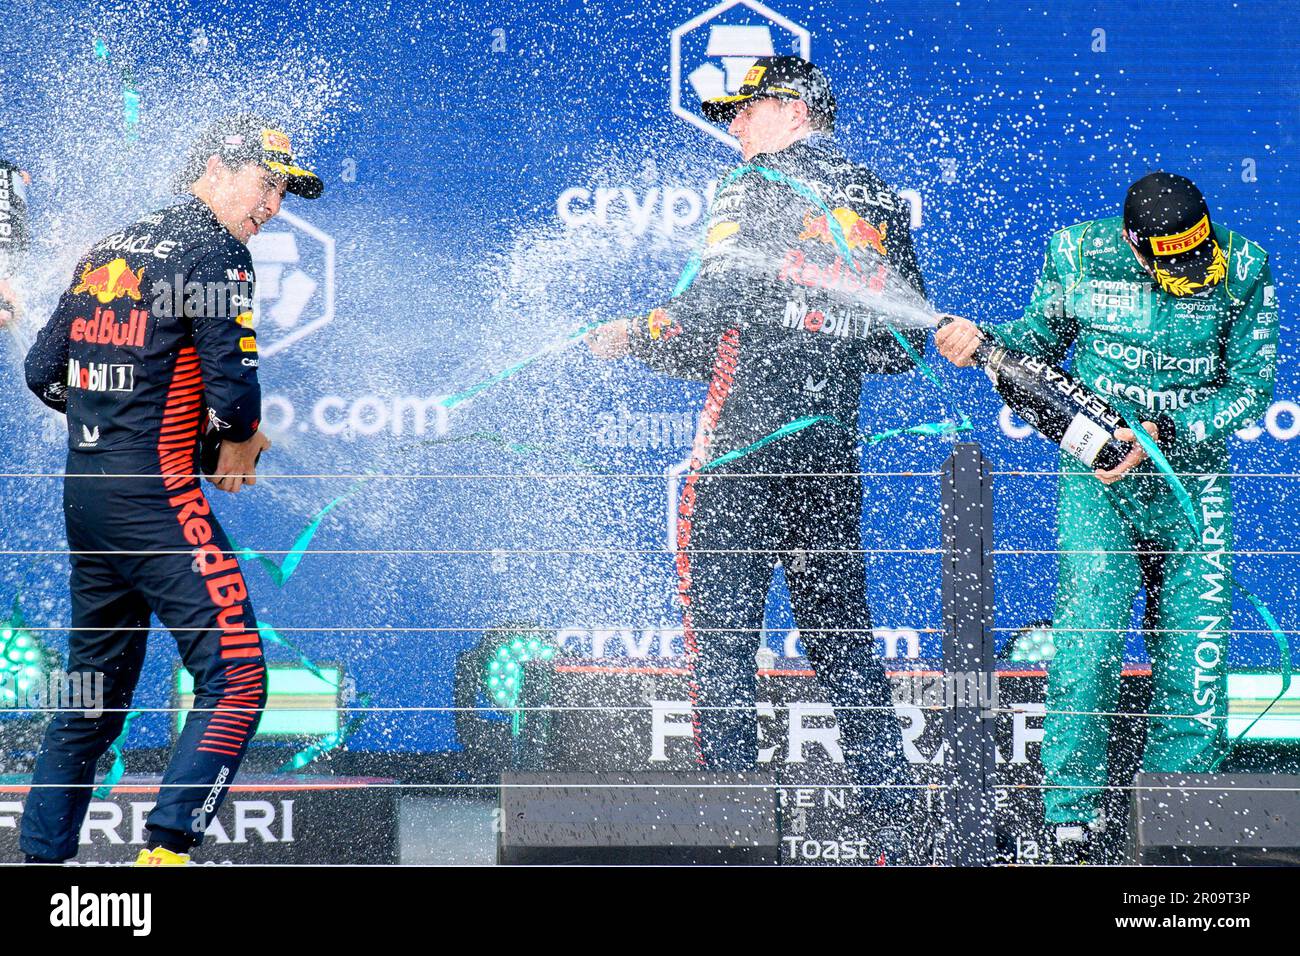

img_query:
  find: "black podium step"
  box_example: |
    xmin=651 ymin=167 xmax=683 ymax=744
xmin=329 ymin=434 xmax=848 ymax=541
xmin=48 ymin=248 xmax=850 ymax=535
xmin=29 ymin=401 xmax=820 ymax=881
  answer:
xmin=1132 ymin=773 xmax=1300 ymax=865
xmin=497 ymin=772 xmax=779 ymax=865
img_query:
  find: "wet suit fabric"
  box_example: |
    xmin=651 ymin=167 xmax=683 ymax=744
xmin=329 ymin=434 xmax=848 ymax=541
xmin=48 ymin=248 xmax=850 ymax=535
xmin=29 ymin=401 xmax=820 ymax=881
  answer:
xmin=21 ymin=199 xmax=268 ymax=860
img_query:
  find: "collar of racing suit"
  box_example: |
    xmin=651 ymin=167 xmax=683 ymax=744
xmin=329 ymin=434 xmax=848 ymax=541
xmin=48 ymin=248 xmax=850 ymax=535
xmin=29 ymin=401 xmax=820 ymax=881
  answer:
xmin=750 ymin=133 xmax=843 ymax=176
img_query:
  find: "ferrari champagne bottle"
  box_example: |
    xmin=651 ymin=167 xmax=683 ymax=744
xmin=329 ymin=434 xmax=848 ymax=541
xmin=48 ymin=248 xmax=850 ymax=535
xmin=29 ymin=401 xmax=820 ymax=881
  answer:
xmin=0 ymin=160 xmax=30 ymax=359
xmin=0 ymin=160 xmax=28 ymax=279
xmin=941 ymin=318 xmax=1132 ymax=470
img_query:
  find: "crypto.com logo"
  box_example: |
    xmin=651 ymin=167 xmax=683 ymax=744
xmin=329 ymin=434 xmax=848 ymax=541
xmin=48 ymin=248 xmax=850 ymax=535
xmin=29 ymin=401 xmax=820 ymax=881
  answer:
xmin=246 ymin=209 xmax=335 ymax=357
xmin=671 ymin=0 xmax=810 ymax=150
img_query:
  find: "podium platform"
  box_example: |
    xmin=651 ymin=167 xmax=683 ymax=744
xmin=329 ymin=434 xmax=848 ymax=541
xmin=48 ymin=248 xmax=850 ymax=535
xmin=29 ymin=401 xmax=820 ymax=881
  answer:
xmin=497 ymin=771 xmax=780 ymax=865
xmin=0 ymin=775 xmax=399 ymax=864
xmin=1132 ymin=773 xmax=1300 ymax=865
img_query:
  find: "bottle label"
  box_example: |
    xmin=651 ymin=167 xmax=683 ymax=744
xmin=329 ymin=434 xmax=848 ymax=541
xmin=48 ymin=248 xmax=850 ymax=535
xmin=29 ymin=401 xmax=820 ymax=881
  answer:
xmin=1060 ymin=412 xmax=1110 ymax=466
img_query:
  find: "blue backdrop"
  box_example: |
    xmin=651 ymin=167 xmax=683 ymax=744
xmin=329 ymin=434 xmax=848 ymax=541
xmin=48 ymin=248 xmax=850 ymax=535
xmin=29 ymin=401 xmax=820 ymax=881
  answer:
xmin=0 ymin=0 xmax=1295 ymax=754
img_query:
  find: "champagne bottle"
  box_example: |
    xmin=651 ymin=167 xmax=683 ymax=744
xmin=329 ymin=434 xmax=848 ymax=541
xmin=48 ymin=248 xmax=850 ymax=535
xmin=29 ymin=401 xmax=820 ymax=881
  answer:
xmin=0 ymin=159 xmax=29 ymax=320
xmin=939 ymin=317 xmax=1132 ymax=470
xmin=0 ymin=160 xmax=28 ymax=271
xmin=0 ymin=161 xmax=31 ymax=363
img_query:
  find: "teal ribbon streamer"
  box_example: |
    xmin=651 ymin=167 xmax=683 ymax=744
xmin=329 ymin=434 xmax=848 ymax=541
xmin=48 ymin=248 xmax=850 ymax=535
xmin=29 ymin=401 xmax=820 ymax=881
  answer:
xmin=437 ymin=319 xmax=615 ymax=413
xmin=93 ymin=709 xmax=141 ymax=798
xmin=92 ymin=38 xmax=141 ymax=143
xmin=672 ymin=251 xmax=703 ymax=297
xmin=235 ymin=491 xmax=378 ymax=770
xmin=255 ymin=622 xmax=373 ymax=772
xmin=701 ymin=414 xmax=974 ymax=473
xmin=230 ymin=480 xmax=367 ymax=587
xmin=701 ymin=415 xmax=837 ymax=472
xmin=275 ymin=707 xmax=371 ymax=773
xmin=257 ymin=622 xmax=335 ymax=687
xmin=862 ymin=417 xmax=974 ymax=446
xmin=1121 ymin=422 xmax=1292 ymax=763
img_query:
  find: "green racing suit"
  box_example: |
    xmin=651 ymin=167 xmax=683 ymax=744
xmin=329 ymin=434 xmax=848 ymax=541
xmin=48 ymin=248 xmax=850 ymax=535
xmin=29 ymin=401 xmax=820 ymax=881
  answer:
xmin=986 ymin=215 xmax=1279 ymax=826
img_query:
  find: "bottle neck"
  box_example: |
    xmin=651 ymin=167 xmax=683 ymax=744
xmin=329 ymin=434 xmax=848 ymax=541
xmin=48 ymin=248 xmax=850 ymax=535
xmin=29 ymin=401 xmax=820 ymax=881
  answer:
xmin=971 ymin=338 xmax=997 ymax=369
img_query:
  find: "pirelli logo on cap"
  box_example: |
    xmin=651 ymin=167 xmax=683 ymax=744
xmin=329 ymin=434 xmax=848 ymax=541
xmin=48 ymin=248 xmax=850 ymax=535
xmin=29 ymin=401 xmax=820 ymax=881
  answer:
xmin=261 ymin=128 xmax=292 ymax=154
xmin=238 ymin=336 xmax=258 ymax=353
xmin=741 ymin=65 xmax=767 ymax=89
xmin=1151 ymin=214 xmax=1210 ymax=256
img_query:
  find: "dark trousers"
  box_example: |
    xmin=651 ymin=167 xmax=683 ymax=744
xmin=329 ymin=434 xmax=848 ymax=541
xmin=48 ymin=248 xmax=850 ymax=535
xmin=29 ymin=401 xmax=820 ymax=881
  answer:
xmin=20 ymin=452 xmax=266 ymax=861
xmin=674 ymin=429 xmax=908 ymax=794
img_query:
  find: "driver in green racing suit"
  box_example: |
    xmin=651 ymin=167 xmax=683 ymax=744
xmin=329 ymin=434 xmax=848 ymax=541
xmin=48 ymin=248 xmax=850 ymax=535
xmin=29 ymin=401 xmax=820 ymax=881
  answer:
xmin=937 ymin=171 xmax=1279 ymax=851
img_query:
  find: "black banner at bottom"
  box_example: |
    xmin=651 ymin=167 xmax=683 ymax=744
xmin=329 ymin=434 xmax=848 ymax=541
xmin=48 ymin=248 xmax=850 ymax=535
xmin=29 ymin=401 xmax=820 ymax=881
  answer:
xmin=4 ymin=863 xmax=1282 ymax=941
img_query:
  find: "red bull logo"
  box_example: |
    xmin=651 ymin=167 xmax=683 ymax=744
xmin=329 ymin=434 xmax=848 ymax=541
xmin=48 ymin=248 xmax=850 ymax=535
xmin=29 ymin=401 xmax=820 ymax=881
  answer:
xmin=72 ymin=258 xmax=145 ymax=305
xmin=647 ymin=307 xmax=678 ymax=342
xmin=779 ymin=250 xmax=888 ymax=296
xmin=798 ymin=207 xmax=888 ymax=256
xmin=70 ymin=306 xmax=149 ymax=348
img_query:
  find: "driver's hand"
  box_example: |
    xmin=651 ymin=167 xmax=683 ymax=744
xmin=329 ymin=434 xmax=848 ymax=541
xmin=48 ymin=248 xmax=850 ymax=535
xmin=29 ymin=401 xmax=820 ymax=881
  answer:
xmin=585 ymin=319 xmax=631 ymax=360
xmin=212 ymin=431 xmax=272 ymax=494
xmin=1095 ymin=422 xmax=1160 ymax=485
xmin=934 ymin=315 xmax=984 ymax=367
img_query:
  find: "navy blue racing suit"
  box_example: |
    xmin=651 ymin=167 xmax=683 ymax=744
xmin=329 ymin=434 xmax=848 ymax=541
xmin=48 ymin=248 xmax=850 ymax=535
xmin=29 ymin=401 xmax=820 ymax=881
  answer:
xmin=626 ymin=136 xmax=927 ymax=798
xmin=20 ymin=198 xmax=267 ymax=861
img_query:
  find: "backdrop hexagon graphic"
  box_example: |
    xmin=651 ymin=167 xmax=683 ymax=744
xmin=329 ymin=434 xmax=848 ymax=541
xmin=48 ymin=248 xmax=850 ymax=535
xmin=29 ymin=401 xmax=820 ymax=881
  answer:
xmin=246 ymin=208 xmax=336 ymax=358
xmin=671 ymin=0 xmax=811 ymax=150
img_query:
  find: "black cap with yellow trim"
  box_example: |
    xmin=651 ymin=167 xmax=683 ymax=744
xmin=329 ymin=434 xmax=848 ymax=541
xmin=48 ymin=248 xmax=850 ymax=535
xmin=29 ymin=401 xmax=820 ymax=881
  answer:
xmin=178 ymin=114 xmax=323 ymax=200
xmin=1123 ymin=171 xmax=1224 ymax=296
xmin=700 ymin=55 xmax=836 ymax=128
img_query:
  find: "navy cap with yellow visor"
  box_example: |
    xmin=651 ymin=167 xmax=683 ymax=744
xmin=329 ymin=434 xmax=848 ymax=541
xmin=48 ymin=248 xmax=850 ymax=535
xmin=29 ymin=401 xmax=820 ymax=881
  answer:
xmin=1123 ymin=171 xmax=1225 ymax=296
xmin=700 ymin=55 xmax=837 ymax=128
xmin=178 ymin=114 xmax=323 ymax=200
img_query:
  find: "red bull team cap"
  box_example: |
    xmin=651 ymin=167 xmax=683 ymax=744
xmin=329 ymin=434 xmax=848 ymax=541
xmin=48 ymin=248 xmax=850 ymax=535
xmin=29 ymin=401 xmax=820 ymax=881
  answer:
xmin=701 ymin=55 xmax=837 ymax=128
xmin=178 ymin=114 xmax=323 ymax=200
